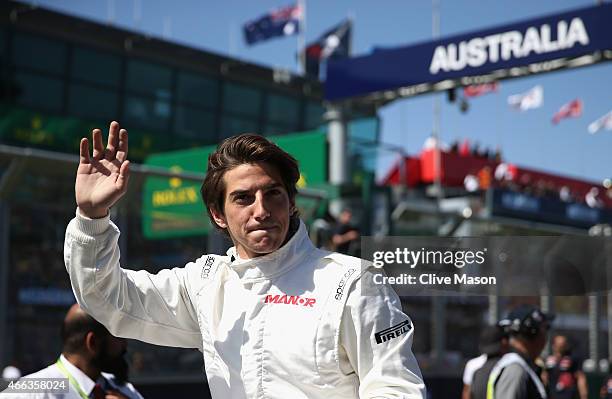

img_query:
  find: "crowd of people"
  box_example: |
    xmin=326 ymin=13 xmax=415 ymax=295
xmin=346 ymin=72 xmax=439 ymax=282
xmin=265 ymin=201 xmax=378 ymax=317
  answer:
xmin=426 ymin=136 xmax=611 ymax=209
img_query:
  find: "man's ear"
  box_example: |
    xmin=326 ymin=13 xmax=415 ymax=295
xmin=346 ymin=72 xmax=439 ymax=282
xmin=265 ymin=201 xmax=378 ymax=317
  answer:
xmin=84 ymin=331 xmax=100 ymax=356
xmin=210 ymin=207 xmax=228 ymax=229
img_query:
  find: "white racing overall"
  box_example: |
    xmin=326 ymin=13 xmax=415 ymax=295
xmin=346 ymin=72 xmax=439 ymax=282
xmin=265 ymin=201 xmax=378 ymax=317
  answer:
xmin=64 ymin=211 xmax=426 ymax=398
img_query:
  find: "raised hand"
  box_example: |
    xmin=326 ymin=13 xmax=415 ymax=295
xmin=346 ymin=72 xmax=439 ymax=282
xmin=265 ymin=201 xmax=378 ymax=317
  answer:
xmin=75 ymin=121 xmax=130 ymax=219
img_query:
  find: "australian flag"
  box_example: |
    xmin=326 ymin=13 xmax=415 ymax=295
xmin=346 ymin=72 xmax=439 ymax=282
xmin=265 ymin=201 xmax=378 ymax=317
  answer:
xmin=243 ymin=4 xmax=302 ymax=46
xmin=304 ymin=19 xmax=352 ymax=79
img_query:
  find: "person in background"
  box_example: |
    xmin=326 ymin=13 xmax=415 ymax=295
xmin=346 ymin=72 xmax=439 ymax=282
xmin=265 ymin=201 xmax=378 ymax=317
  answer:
xmin=545 ymin=335 xmax=587 ymax=399
xmin=470 ymin=324 xmax=510 ymax=399
xmin=462 ymin=352 xmax=488 ymax=399
xmin=331 ymin=208 xmax=361 ymax=256
xmin=600 ymin=374 xmax=612 ymax=399
xmin=487 ymin=305 xmax=554 ymax=399
xmin=1 ymin=304 xmax=143 ymax=399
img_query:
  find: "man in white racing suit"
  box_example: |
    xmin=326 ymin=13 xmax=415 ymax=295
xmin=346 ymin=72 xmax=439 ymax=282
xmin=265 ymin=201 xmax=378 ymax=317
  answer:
xmin=64 ymin=121 xmax=426 ymax=398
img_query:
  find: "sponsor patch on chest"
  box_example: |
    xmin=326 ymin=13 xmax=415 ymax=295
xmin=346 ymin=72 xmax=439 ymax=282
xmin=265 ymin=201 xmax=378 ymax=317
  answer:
xmin=264 ymin=294 xmax=316 ymax=307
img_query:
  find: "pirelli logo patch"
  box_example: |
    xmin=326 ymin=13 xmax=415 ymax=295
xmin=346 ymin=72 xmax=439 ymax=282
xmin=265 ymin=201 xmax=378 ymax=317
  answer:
xmin=201 ymin=256 xmax=214 ymax=279
xmin=374 ymin=320 xmax=412 ymax=344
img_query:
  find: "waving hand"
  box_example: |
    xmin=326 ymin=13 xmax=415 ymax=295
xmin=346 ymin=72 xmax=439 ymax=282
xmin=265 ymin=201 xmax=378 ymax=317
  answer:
xmin=75 ymin=121 xmax=130 ymax=218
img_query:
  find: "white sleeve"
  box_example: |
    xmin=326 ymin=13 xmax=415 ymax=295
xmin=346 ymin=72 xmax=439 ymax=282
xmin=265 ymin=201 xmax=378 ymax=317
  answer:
xmin=463 ymin=355 xmax=487 ymax=385
xmin=64 ymin=210 xmax=203 ymax=349
xmin=339 ymin=268 xmax=426 ymax=399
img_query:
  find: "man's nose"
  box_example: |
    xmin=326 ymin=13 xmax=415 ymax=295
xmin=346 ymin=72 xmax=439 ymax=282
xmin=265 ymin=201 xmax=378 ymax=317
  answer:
xmin=253 ymin=192 xmax=270 ymax=219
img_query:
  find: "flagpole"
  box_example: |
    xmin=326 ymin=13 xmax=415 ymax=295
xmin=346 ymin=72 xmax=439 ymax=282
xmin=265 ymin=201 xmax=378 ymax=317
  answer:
xmin=133 ymin=0 xmax=141 ymax=29
xmin=229 ymin=20 xmax=237 ymax=57
xmin=432 ymin=0 xmax=442 ymax=205
xmin=107 ymin=0 xmax=115 ymax=25
xmin=430 ymin=0 xmax=447 ymax=368
xmin=347 ymin=10 xmax=355 ymax=56
xmin=297 ymin=0 xmax=306 ymax=75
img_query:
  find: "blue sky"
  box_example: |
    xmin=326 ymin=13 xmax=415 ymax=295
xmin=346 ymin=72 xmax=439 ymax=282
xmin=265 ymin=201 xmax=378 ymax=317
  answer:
xmin=33 ymin=0 xmax=611 ymax=183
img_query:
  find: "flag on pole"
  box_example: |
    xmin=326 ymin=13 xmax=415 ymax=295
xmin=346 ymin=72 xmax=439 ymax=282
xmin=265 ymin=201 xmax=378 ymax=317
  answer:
xmin=552 ymin=99 xmax=583 ymax=124
xmin=304 ymin=19 xmax=351 ymax=78
xmin=243 ymin=4 xmax=302 ymax=46
xmin=507 ymin=85 xmax=543 ymax=111
xmin=463 ymin=82 xmax=499 ymax=98
xmin=588 ymin=110 xmax=612 ymax=134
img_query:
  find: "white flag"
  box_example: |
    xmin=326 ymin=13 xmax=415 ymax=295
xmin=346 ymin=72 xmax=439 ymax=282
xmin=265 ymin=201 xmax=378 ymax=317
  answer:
xmin=507 ymin=85 xmax=543 ymax=111
xmin=588 ymin=110 xmax=612 ymax=134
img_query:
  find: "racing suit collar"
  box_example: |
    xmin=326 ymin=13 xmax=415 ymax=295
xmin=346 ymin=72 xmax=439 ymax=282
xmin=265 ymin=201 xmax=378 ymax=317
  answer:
xmin=226 ymin=219 xmax=315 ymax=281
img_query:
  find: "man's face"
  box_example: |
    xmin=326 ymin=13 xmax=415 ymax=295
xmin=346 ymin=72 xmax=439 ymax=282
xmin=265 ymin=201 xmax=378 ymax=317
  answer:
xmin=211 ymin=162 xmax=292 ymax=259
xmin=339 ymin=210 xmax=352 ymax=224
xmin=552 ymin=335 xmax=569 ymax=355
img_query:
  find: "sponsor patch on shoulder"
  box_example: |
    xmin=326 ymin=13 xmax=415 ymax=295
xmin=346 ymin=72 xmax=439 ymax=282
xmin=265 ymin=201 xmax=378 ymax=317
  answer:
xmin=374 ymin=320 xmax=412 ymax=344
xmin=335 ymin=268 xmax=357 ymax=301
xmin=201 ymin=256 xmax=215 ymax=279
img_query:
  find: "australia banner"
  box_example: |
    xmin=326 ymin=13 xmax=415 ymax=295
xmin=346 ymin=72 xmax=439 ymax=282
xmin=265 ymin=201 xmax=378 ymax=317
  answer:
xmin=326 ymin=3 xmax=612 ymax=101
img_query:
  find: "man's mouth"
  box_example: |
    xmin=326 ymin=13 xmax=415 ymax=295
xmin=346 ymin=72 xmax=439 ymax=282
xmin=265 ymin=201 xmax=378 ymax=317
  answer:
xmin=248 ymin=225 xmax=277 ymax=232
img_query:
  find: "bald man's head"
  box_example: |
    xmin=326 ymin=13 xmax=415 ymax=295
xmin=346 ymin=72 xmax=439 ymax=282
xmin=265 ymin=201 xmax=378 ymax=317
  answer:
xmin=61 ymin=304 xmax=108 ymax=355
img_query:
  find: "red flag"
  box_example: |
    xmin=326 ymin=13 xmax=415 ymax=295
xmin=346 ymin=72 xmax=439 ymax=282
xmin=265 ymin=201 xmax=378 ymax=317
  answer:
xmin=552 ymin=99 xmax=582 ymax=124
xmin=463 ymin=82 xmax=499 ymax=98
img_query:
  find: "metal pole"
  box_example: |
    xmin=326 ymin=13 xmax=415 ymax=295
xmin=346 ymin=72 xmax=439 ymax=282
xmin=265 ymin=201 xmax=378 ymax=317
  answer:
xmin=0 ymin=201 xmax=10 ymax=367
xmin=432 ymin=0 xmax=443 ymax=202
xmin=326 ymin=105 xmax=348 ymax=185
xmin=297 ymin=0 xmax=306 ymax=75
xmin=607 ymin=237 xmax=612 ymax=364
xmin=541 ymin=289 xmax=554 ymax=357
xmin=326 ymin=105 xmax=348 ymax=216
xmin=430 ymin=0 xmax=446 ymax=364
xmin=608 ymin=291 xmax=612 ymax=363
xmin=589 ymin=295 xmax=601 ymax=363
xmin=487 ymin=294 xmax=500 ymax=325
xmin=132 ymin=0 xmax=142 ymax=29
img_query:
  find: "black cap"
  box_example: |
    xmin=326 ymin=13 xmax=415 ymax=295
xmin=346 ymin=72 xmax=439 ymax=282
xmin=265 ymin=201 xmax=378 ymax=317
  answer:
xmin=499 ymin=304 xmax=555 ymax=338
xmin=479 ymin=325 xmax=508 ymax=355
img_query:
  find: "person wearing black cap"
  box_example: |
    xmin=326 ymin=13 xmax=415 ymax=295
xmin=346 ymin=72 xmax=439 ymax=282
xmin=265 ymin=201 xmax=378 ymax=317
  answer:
xmin=470 ymin=324 xmax=510 ymax=399
xmin=487 ymin=305 xmax=554 ymax=399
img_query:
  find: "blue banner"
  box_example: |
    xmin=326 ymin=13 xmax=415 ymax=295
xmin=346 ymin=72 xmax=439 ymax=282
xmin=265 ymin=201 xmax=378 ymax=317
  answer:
xmin=490 ymin=189 xmax=612 ymax=229
xmin=326 ymin=4 xmax=612 ymax=101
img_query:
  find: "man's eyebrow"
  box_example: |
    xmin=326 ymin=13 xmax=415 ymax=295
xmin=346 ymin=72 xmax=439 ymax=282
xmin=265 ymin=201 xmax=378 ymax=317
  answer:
xmin=228 ymin=183 xmax=283 ymax=198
